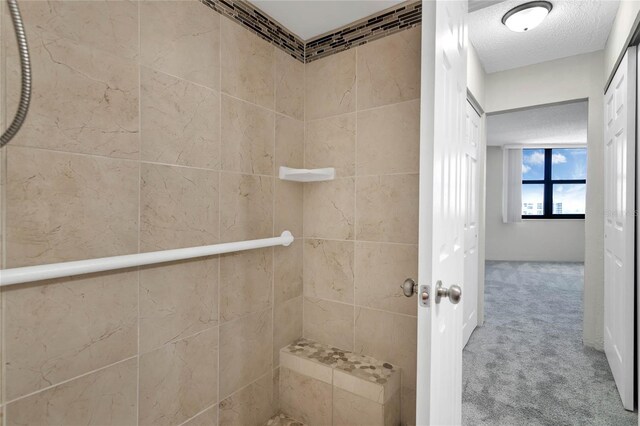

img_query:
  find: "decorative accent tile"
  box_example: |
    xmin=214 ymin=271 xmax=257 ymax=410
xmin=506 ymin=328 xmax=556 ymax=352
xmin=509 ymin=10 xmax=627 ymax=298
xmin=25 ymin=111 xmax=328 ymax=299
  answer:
xmin=265 ymin=412 xmax=305 ymax=426
xmin=199 ymin=0 xmax=422 ymax=64
xmin=305 ymin=1 xmax=422 ymax=63
xmin=200 ymin=0 xmax=304 ymax=62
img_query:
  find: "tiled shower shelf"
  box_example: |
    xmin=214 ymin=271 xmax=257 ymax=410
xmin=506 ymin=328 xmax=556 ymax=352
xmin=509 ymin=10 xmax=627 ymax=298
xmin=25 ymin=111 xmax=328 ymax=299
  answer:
xmin=279 ymin=166 xmax=335 ymax=182
xmin=279 ymin=338 xmax=401 ymax=425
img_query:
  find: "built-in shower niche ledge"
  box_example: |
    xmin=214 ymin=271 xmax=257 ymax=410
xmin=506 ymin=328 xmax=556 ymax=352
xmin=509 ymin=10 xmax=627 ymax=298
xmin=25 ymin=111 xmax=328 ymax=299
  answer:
xmin=278 ymin=338 xmax=401 ymax=426
xmin=278 ymin=166 xmax=335 ymax=182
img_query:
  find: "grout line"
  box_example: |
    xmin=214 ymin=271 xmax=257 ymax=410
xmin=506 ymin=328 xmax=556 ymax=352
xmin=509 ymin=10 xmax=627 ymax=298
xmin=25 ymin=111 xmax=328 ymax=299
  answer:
xmin=306 ymin=97 xmax=421 ymax=123
xmin=216 ymin=16 xmax=222 ymax=424
xmin=3 ymin=144 xmax=418 ymax=181
xmin=301 ymin=44 xmax=306 ymax=344
xmin=176 ymin=402 xmax=217 ymax=426
xmin=303 ymin=237 xmax=418 ymax=247
xmin=3 ymin=355 xmax=138 ymax=407
xmin=271 ymin=41 xmax=277 ymax=412
xmin=136 ymin=2 xmax=142 ymax=423
xmin=353 ymin=44 xmax=358 ymax=353
xmin=304 ymin=293 xmax=417 ymax=320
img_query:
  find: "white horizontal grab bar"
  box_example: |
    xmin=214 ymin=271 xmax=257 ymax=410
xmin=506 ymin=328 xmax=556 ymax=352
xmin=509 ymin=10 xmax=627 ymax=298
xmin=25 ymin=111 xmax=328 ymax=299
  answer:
xmin=0 ymin=231 xmax=295 ymax=287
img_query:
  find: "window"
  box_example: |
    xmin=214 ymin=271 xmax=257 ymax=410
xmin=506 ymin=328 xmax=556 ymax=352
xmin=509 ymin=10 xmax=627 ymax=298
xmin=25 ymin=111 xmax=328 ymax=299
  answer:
xmin=522 ymin=148 xmax=586 ymax=219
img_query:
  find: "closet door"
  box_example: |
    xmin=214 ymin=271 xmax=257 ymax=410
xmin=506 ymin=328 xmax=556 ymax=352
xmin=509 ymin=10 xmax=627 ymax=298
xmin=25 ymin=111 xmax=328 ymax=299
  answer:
xmin=463 ymin=101 xmax=481 ymax=347
xmin=603 ymin=46 xmax=636 ymax=411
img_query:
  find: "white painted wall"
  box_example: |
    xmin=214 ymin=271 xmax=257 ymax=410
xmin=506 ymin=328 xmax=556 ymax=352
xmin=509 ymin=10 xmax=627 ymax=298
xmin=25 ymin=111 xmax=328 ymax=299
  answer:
xmin=485 ymin=51 xmax=604 ymax=349
xmin=468 ymin=43 xmax=486 ymax=107
xmin=485 ymin=146 xmax=585 ymax=262
xmin=467 ymin=42 xmax=487 ymax=327
xmin=604 ymin=0 xmax=640 ymax=86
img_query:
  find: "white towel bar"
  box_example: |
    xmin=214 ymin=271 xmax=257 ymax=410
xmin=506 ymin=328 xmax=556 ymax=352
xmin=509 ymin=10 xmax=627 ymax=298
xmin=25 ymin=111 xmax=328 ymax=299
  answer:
xmin=0 ymin=231 xmax=295 ymax=287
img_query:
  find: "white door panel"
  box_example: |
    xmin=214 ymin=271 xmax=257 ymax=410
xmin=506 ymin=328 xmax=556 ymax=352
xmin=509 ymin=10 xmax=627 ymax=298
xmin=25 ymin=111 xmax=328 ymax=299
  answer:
xmin=604 ymin=47 xmax=635 ymax=411
xmin=416 ymin=1 xmax=467 ymax=424
xmin=463 ymin=102 xmax=480 ymax=347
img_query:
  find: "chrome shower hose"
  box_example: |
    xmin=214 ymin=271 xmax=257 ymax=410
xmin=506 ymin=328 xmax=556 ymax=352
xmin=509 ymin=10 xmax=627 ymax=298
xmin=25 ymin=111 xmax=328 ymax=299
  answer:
xmin=1 ymin=0 xmax=31 ymax=147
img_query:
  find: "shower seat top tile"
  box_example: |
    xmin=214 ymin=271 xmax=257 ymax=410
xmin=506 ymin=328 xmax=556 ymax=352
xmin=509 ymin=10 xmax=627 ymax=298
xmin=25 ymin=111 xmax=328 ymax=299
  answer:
xmin=282 ymin=338 xmax=398 ymax=385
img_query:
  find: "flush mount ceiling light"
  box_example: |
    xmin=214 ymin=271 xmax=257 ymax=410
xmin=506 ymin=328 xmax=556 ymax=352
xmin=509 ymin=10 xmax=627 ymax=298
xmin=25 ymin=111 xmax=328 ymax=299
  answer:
xmin=502 ymin=1 xmax=552 ymax=33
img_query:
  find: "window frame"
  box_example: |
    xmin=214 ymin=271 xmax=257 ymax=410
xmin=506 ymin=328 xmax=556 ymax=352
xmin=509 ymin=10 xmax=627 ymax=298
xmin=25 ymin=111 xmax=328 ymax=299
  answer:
xmin=522 ymin=148 xmax=586 ymax=219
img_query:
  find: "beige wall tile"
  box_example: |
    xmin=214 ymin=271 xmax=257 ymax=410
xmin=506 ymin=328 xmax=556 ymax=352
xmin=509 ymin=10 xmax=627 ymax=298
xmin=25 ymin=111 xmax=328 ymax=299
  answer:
xmin=140 ymin=163 xmax=219 ymax=251
xmin=219 ymin=308 xmax=273 ymax=398
xmin=221 ymin=95 xmax=274 ymax=175
xmin=183 ymin=405 xmax=218 ymax=426
xmin=305 ymin=49 xmax=356 ymax=120
xmin=304 ymin=178 xmax=355 ymax=240
xmin=305 ymin=113 xmax=356 ymax=177
xmin=6 ymin=359 xmax=137 ymax=426
xmin=385 ymin=390 xmax=401 ymax=426
xmin=304 ymin=239 xmax=354 ymax=303
xmin=141 ymin=67 xmax=221 ymax=169
xmin=354 ymin=307 xmax=417 ymax=391
xmin=402 ymin=387 xmax=416 ymax=426
xmin=272 ymin=368 xmax=280 ymax=415
xmin=139 ymin=328 xmax=219 ymax=426
xmin=333 ymin=387 xmax=384 ymax=426
xmin=357 ymin=100 xmax=420 ymax=175
xmin=221 ymin=17 xmax=275 ymax=109
xmin=355 ymin=242 xmax=418 ymax=316
xmin=5 ymin=34 xmax=139 ymax=159
xmin=219 ymin=373 xmax=274 ymax=426
xmin=275 ymin=180 xmax=303 ymax=237
xmin=16 ymin=0 xmax=139 ymax=61
xmin=357 ymin=27 xmax=421 ymax=109
xmin=275 ymin=115 xmax=304 ymax=170
xmin=4 ymin=271 xmax=137 ymax=400
xmin=356 ymin=174 xmax=419 ymax=244
xmin=276 ymin=49 xmax=304 ymax=120
xmin=280 ymin=367 xmax=332 ymax=425
xmin=6 ymin=147 xmax=139 ymax=268
xmin=303 ymin=297 xmax=354 ymax=351
xmin=140 ymin=0 xmax=220 ymax=90
xmin=220 ymin=173 xmax=274 ymax=242
xmin=274 ymin=241 xmax=303 ymax=305
xmin=220 ymin=248 xmax=273 ymax=323
xmin=274 ymin=296 xmax=303 ymax=365
xmin=140 ymin=257 xmax=219 ymax=353
xmin=279 ymin=351 xmax=333 ymax=385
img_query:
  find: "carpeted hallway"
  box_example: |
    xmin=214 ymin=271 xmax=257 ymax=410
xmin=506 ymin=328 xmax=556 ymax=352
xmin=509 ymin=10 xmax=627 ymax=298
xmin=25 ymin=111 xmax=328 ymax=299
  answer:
xmin=462 ymin=261 xmax=637 ymax=425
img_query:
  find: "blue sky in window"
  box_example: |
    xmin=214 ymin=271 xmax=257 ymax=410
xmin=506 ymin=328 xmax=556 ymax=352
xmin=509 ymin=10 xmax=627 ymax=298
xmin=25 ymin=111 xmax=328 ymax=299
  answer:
xmin=522 ymin=148 xmax=544 ymax=180
xmin=522 ymin=148 xmax=587 ymax=180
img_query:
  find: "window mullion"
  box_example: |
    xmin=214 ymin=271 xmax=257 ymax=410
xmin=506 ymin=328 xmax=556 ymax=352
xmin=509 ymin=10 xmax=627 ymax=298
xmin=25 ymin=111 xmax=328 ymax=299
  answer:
xmin=544 ymin=149 xmax=553 ymax=217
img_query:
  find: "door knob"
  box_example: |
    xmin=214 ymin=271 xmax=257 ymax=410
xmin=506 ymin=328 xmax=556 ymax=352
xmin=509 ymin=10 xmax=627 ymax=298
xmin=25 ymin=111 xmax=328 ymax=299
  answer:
xmin=401 ymin=278 xmax=418 ymax=297
xmin=435 ymin=280 xmax=462 ymax=304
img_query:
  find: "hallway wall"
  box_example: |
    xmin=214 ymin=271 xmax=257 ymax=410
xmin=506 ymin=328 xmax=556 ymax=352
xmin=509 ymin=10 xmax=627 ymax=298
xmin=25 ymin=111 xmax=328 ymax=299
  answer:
xmin=485 ymin=51 xmax=605 ymax=349
xmin=485 ymin=147 xmax=586 ymax=262
xmin=301 ymin=26 xmax=421 ymax=425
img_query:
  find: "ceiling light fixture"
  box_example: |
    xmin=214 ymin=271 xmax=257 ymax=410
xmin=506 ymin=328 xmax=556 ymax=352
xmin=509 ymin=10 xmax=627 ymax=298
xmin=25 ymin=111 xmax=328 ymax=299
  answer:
xmin=502 ymin=1 xmax=552 ymax=33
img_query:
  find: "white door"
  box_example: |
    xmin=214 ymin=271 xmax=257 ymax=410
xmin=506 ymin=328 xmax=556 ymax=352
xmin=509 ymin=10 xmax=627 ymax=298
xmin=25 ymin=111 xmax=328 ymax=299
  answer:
xmin=463 ymin=101 xmax=480 ymax=347
xmin=604 ymin=46 xmax=636 ymax=411
xmin=415 ymin=0 xmax=467 ymax=424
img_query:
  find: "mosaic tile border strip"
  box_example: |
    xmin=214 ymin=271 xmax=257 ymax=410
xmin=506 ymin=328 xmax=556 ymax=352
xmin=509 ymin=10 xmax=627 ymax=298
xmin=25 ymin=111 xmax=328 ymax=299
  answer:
xmin=305 ymin=0 xmax=422 ymax=62
xmin=200 ymin=0 xmax=305 ymax=62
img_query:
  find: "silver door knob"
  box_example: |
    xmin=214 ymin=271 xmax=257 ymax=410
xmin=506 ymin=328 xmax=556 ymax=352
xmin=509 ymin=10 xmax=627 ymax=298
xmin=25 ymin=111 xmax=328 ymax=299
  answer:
xmin=435 ymin=280 xmax=462 ymax=304
xmin=401 ymin=278 xmax=418 ymax=297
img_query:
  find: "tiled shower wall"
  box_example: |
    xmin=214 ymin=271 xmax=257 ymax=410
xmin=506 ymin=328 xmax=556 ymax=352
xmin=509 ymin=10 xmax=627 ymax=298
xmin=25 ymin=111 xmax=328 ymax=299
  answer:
xmin=0 ymin=1 xmax=304 ymax=424
xmin=301 ymin=27 xmax=421 ymax=426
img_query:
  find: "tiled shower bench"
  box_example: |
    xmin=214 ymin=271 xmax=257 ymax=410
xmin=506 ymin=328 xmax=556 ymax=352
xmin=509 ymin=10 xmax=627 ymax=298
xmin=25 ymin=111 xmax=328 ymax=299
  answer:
xmin=270 ymin=338 xmax=401 ymax=426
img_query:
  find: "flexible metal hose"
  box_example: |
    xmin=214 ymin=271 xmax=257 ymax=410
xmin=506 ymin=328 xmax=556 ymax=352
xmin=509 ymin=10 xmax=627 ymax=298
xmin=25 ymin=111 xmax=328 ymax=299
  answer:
xmin=1 ymin=0 xmax=31 ymax=147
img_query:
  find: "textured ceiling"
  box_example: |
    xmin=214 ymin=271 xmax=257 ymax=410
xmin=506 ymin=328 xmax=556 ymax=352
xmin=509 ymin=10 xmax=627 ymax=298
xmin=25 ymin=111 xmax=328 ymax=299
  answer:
xmin=249 ymin=0 xmax=403 ymax=41
xmin=469 ymin=0 xmax=619 ymax=73
xmin=487 ymin=101 xmax=588 ymax=146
